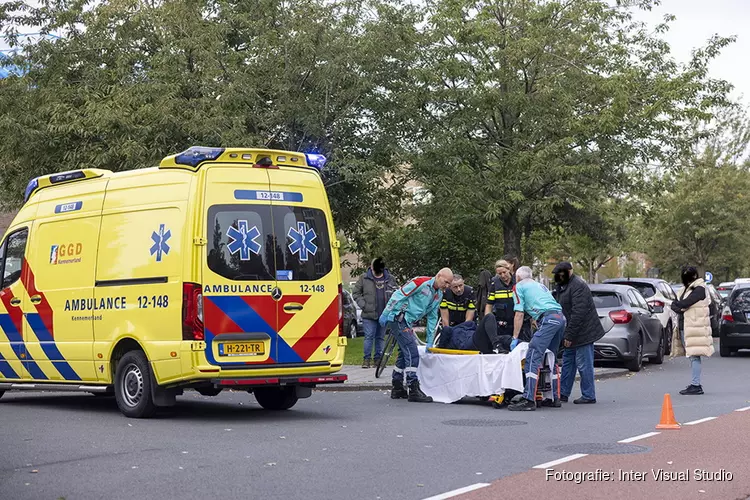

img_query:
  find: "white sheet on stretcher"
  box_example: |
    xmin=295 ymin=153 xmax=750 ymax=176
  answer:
xmin=416 ymin=342 xmax=551 ymax=404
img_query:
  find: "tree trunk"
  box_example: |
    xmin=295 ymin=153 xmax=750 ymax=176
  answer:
xmin=502 ymin=211 xmax=522 ymax=263
xmin=589 ymin=261 xmax=595 ymax=284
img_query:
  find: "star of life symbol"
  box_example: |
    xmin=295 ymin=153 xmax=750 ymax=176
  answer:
xmin=227 ymin=220 xmax=261 ymax=260
xmin=150 ymin=224 xmax=171 ymax=262
xmin=287 ymin=222 xmax=318 ymax=262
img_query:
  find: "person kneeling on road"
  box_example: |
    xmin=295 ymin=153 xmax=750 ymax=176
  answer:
xmin=508 ymin=266 xmax=567 ymax=412
xmin=379 ymin=268 xmax=454 ymax=403
xmin=437 ymin=313 xmax=508 ymax=354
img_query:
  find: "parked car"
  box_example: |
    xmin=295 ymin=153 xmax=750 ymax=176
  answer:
xmin=602 ymin=277 xmax=677 ymax=355
xmin=589 ymin=284 xmax=666 ymax=372
xmin=716 ymin=281 xmax=735 ymax=300
xmin=342 ymin=290 xmax=364 ymax=338
xmin=705 ymin=284 xmax=723 ymax=337
xmin=719 ymin=283 xmax=750 ymax=356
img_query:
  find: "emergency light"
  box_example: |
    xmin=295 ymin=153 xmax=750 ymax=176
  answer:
xmin=174 ymin=146 xmax=225 ymax=168
xmin=304 ymin=153 xmax=327 ymax=170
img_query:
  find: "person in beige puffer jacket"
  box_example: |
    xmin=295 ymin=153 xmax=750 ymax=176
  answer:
xmin=670 ymin=267 xmax=713 ymax=395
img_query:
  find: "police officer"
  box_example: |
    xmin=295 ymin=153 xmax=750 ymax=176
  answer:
xmin=440 ymin=274 xmax=476 ymax=327
xmin=485 ymin=260 xmax=532 ymax=351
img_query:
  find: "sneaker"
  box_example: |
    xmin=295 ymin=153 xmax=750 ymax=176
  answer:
xmin=390 ymin=381 xmax=408 ymax=399
xmin=574 ymin=397 xmax=596 ymax=404
xmin=362 ymin=358 xmax=371 ymax=369
xmin=560 ymin=395 xmax=569 ymax=403
xmin=407 ymin=380 xmax=433 ymax=403
xmin=540 ymin=398 xmax=562 ymax=408
xmin=508 ymin=398 xmax=536 ymax=411
xmin=679 ymin=385 xmax=704 ymax=395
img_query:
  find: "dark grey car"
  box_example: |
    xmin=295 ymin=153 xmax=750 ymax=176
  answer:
xmin=589 ymin=284 xmax=666 ymax=372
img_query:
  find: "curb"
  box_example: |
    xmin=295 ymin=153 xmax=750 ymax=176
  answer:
xmin=315 ymin=368 xmax=631 ymax=392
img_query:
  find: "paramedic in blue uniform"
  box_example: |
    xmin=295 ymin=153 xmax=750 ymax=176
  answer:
xmin=440 ymin=274 xmax=476 ymax=327
xmin=380 ymin=268 xmax=454 ymax=403
xmin=508 ymin=266 xmax=567 ymax=411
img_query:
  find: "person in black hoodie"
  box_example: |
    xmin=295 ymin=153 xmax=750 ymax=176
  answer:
xmin=352 ymin=258 xmax=397 ymax=368
xmin=553 ymin=262 xmax=605 ymax=404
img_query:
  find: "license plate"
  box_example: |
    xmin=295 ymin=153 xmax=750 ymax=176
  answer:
xmin=218 ymin=342 xmax=265 ymax=356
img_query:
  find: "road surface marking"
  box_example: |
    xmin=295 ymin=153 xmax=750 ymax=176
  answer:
xmin=618 ymin=432 xmax=660 ymax=443
xmin=422 ymin=483 xmax=490 ymax=500
xmin=683 ymin=417 xmax=717 ymax=426
xmin=533 ymin=454 xmax=588 ymax=469
xmin=735 ymin=406 xmax=750 ymax=412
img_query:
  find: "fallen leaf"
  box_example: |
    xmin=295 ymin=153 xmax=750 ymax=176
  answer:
xmin=699 ymin=490 xmax=705 ymax=493
xmin=342 ymin=425 xmax=347 ymax=428
xmin=476 ymin=472 xmax=483 ymax=475
xmin=179 ymin=467 xmax=184 ymax=470
xmin=131 ymin=466 xmax=138 ymax=469
xmin=265 ymin=462 xmax=277 ymax=467
xmin=224 ymin=428 xmax=232 ymax=432
xmin=303 ymin=459 xmax=310 ymax=462
xmin=667 ymin=461 xmax=673 ymax=465
xmin=30 ymin=470 xmax=38 ymax=474
xmin=397 ymin=435 xmax=403 ymax=438
xmin=182 ymin=451 xmax=189 ymax=454
xmin=279 ymin=436 xmax=286 ymax=439
xmin=128 ymin=424 xmax=133 ymax=427
xmin=417 ymin=484 xmax=424 ymax=487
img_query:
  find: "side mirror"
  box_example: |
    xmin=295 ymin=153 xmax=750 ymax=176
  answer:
xmin=652 ymin=305 xmax=664 ymax=314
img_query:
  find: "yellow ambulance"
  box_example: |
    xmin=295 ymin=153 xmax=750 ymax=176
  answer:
xmin=0 ymin=147 xmax=348 ymax=417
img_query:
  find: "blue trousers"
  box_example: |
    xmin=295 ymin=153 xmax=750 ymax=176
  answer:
xmin=392 ymin=320 xmax=420 ymax=385
xmin=523 ymin=311 xmax=566 ymax=401
xmin=560 ymin=343 xmax=596 ymax=400
xmin=362 ymin=318 xmax=386 ymax=361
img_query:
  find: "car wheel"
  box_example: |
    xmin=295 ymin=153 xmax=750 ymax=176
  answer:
xmin=649 ymin=331 xmax=665 ymax=365
xmin=254 ymin=387 xmax=299 ymax=411
xmin=349 ymin=322 xmax=358 ymax=339
xmin=114 ymin=351 xmax=157 ymax=418
xmin=719 ymin=340 xmax=732 ymax=357
xmin=196 ymin=387 xmax=223 ymax=397
xmin=626 ymin=336 xmax=643 ymax=372
xmin=664 ymin=323 xmax=673 ymax=355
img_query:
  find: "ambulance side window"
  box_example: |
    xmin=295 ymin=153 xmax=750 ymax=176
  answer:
xmin=1 ymin=228 xmax=28 ymax=289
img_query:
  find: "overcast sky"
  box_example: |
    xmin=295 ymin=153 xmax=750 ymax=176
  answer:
xmin=2 ymin=0 xmax=748 ymax=101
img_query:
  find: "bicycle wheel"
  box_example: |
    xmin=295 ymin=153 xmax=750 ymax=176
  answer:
xmin=375 ymin=328 xmax=397 ymax=378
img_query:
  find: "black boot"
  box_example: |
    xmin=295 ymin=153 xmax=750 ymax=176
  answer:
xmin=407 ymin=380 xmax=433 ymax=403
xmin=679 ymin=384 xmax=704 ymax=395
xmin=390 ymin=381 xmax=408 ymax=399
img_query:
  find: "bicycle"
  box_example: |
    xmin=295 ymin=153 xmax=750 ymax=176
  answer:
xmin=374 ymin=320 xmax=441 ymax=378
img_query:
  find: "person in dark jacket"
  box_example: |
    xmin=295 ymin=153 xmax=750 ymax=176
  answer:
xmin=352 ymin=258 xmax=398 ymax=368
xmin=436 ymin=313 xmax=504 ymax=354
xmin=553 ymin=262 xmax=605 ymax=404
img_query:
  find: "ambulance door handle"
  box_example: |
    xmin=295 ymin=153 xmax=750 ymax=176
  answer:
xmin=9 ymin=298 xmax=21 ymax=306
xmin=283 ymin=303 xmax=304 ymax=312
xmin=30 ymin=295 xmax=42 ymax=304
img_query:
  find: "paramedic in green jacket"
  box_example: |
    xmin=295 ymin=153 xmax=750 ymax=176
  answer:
xmin=508 ymin=266 xmax=567 ymax=412
xmin=379 ymin=268 xmax=454 ymax=403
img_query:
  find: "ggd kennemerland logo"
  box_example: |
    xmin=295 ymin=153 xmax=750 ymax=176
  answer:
xmin=50 ymin=243 xmax=83 ymax=265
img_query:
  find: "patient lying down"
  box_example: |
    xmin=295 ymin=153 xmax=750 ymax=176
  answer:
xmin=436 ymin=313 xmax=512 ymax=354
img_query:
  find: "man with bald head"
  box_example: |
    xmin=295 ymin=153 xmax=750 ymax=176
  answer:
xmin=379 ymin=268 xmax=453 ymax=402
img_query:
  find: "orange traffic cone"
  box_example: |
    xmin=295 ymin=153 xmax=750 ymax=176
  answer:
xmin=656 ymin=393 xmax=681 ymax=430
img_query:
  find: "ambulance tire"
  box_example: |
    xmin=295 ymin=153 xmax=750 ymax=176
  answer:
xmin=254 ymin=387 xmax=299 ymax=411
xmin=114 ymin=351 xmax=157 ymax=418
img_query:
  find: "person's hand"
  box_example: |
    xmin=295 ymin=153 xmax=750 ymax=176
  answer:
xmin=510 ymin=338 xmax=519 ymax=351
xmin=563 ymin=339 xmax=572 ymax=348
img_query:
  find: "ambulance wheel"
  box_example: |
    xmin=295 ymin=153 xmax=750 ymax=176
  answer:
xmin=115 ymin=351 xmax=157 ymax=418
xmin=196 ymin=387 xmax=223 ymax=397
xmin=254 ymin=387 xmax=299 ymax=411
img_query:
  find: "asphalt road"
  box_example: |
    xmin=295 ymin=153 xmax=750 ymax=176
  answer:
xmin=1 ymin=347 xmax=748 ymax=500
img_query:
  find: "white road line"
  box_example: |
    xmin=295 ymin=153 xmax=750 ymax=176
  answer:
xmin=683 ymin=417 xmax=718 ymax=426
xmin=421 ymin=483 xmax=490 ymax=500
xmin=618 ymin=432 xmax=661 ymax=443
xmin=533 ymin=454 xmax=588 ymax=469
xmin=735 ymin=406 xmax=750 ymax=412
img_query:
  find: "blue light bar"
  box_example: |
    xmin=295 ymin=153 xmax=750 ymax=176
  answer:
xmin=49 ymin=171 xmax=85 ymax=183
xmin=174 ymin=146 xmax=225 ymax=168
xmin=305 ymin=153 xmax=327 ymax=170
xmin=24 ymin=177 xmax=39 ymax=202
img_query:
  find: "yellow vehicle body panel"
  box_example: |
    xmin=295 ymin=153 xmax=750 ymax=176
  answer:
xmin=0 ymin=150 xmax=344 ymax=388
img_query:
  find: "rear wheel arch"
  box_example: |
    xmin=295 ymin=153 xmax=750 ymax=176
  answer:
xmin=109 ymin=337 xmax=146 ymax=381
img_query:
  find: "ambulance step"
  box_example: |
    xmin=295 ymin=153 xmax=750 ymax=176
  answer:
xmin=0 ymin=382 xmax=112 ymax=393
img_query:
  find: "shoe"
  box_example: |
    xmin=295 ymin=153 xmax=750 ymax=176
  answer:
xmin=390 ymin=381 xmax=408 ymax=399
xmin=508 ymin=398 xmax=536 ymax=411
xmin=573 ymin=397 xmax=596 ymax=404
xmin=407 ymin=380 xmax=433 ymax=403
xmin=373 ymin=357 xmax=381 ymax=368
xmin=540 ymin=398 xmax=562 ymax=408
xmin=679 ymin=385 xmax=704 ymax=395
xmin=362 ymin=358 xmax=371 ymax=369
xmin=560 ymin=395 xmax=569 ymax=403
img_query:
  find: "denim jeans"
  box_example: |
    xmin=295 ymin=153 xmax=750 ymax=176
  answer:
xmin=362 ymin=318 xmax=386 ymax=361
xmin=522 ymin=311 xmax=566 ymax=401
xmin=392 ymin=320 xmax=420 ymax=385
xmin=680 ymin=329 xmax=702 ymax=386
xmin=560 ymin=343 xmax=595 ymax=400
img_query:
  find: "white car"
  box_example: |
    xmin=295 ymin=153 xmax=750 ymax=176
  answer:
xmin=602 ymin=278 xmax=679 ymax=355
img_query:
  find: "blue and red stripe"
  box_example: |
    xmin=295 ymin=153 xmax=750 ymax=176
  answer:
xmin=25 ymin=313 xmax=80 ymax=381
xmin=0 ymin=314 xmax=47 ymax=380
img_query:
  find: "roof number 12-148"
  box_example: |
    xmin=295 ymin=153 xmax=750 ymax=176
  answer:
xmin=300 ymin=284 xmax=325 ymax=293
xmin=257 ymin=191 xmax=284 ymax=200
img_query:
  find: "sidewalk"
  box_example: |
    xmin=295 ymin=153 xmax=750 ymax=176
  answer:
xmin=318 ymin=365 xmax=628 ymax=391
